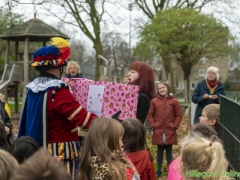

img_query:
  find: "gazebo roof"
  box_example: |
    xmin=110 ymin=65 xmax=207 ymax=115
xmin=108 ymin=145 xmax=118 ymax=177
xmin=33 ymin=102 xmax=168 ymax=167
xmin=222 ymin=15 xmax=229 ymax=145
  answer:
xmin=0 ymin=17 xmax=70 ymax=41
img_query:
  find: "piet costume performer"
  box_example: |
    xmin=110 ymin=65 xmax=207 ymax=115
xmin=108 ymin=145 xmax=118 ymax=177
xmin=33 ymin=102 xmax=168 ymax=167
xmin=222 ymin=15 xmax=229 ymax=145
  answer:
xmin=18 ymin=37 xmax=98 ymax=180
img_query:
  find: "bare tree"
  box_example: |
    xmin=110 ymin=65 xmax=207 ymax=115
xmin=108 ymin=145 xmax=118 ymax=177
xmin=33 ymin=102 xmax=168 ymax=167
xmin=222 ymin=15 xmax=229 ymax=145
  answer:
xmin=229 ymin=42 xmax=240 ymax=82
xmin=46 ymin=0 xmax=104 ymax=80
xmin=102 ymin=32 xmax=130 ymax=81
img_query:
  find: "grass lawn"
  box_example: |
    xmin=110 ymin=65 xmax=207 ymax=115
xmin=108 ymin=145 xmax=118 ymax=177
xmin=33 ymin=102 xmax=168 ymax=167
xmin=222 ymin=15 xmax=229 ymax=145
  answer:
xmin=8 ymin=103 xmax=22 ymax=111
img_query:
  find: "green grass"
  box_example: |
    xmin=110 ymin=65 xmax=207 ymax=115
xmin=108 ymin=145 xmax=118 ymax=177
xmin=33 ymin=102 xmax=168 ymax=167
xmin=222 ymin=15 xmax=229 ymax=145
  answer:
xmin=8 ymin=103 xmax=23 ymax=111
xmin=7 ymin=97 xmax=23 ymax=112
xmin=146 ymin=135 xmax=168 ymax=179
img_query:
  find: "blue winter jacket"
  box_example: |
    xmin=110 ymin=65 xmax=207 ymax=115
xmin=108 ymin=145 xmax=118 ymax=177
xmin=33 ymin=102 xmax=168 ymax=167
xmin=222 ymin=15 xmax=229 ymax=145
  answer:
xmin=192 ymin=79 xmax=226 ymax=123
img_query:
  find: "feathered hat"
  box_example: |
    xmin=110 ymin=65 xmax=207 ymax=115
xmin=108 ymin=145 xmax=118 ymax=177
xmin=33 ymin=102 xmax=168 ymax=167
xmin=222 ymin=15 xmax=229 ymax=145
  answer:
xmin=31 ymin=37 xmax=70 ymax=70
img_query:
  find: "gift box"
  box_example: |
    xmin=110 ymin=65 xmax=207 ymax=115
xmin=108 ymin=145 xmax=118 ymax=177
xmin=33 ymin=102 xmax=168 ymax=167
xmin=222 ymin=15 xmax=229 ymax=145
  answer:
xmin=68 ymin=78 xmax=139 ymax=119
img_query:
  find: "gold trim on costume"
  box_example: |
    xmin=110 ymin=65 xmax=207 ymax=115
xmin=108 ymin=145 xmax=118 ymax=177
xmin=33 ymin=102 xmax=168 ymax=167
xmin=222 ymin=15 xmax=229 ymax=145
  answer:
xmin=81 ymin=112 xmax=90 ymax=129
xmin=42 ymin=92 xmax=48 ymax=150
xmin=47 ymin=141 xmax=80 ymax=160
xmin=72 ymin=160 xmax=75 ymax=179
xmin=68 ymin=106 xmax=82 ymax=120
xmin=58 ymin=142 xmax=65 ymax=160
xmin=66 ymin=161 xmax=70 ymax=176
xmin=53 ymin=143 xmax=57 ymax=157
xmin=66 ymin=142 xmax=69 ymax=159
xmin=71 ymin=127 xmax=78 ymax=133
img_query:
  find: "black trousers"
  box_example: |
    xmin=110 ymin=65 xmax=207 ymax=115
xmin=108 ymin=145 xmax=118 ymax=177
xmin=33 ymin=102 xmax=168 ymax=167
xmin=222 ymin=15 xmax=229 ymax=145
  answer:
xmin=156 ymin=144 xmax=173 ymax=174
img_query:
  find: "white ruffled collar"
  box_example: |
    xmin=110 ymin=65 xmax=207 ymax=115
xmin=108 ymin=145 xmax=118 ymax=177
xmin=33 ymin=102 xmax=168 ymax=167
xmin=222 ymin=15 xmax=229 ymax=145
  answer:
xmin=26 ymin=77 xmax=64 ymax=93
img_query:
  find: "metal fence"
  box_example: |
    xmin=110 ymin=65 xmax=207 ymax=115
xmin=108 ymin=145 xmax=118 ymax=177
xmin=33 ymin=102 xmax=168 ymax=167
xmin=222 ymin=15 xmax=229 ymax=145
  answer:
xmin=219 ymin=95 xmax=240 ymax=173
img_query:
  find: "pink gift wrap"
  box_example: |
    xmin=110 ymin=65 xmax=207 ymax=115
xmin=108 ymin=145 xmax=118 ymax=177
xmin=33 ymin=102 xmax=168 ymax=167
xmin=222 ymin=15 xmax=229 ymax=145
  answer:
xmin=72 ymin=78 xmax=139 ymax=119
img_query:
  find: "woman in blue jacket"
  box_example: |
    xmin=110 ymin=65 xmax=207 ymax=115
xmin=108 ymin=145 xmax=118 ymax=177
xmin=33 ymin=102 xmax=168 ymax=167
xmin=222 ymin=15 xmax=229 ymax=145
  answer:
xmin=192 ymin=66 xmax=226 ymax=124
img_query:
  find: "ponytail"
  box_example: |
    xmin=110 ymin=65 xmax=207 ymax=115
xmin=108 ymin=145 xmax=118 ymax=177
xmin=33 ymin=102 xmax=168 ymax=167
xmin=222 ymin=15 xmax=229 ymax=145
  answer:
xmin=181 ymin=136 xmax=229 ymax=180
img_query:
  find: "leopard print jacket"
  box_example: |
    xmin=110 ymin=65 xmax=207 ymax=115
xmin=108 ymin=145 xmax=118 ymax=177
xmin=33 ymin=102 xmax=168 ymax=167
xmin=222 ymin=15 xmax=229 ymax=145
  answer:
xmin=89 ymin=150 xmax=133 ymax=180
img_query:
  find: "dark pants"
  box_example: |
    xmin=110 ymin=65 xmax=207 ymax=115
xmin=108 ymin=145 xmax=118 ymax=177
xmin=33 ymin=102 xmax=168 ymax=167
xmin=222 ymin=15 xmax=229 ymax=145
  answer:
xmin=156 ymin=145 xmax=173 ymax=175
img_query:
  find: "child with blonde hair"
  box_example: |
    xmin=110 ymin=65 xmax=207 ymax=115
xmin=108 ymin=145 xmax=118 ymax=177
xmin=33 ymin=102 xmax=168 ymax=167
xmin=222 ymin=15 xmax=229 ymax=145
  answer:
xmin=168 ymin=123 xmax=221 ymax=180
xmin=78 ymin=117 xmax=139 ymax=180
xmin=180 ymin=136 xmax=229 ymax=180
xmin=199 ymin=104 xmax=220 ymax=131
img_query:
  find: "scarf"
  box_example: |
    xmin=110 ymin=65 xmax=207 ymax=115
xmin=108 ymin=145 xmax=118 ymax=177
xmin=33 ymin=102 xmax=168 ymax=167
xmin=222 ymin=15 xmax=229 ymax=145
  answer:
xmin=206 ymin=79 xmax=218 ymax=94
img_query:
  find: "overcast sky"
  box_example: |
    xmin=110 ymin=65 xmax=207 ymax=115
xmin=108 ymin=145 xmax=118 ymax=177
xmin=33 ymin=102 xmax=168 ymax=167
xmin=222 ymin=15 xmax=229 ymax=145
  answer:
xmin=4 ymin=0 xmax=240 ymax=48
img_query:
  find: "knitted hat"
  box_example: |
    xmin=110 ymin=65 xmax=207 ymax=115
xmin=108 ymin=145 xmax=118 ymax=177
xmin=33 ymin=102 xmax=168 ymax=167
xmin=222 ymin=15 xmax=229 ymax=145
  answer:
xmin=31 ymin=37 xmax=70 ymax=70
xmin=202 ymin=104 xmax=220 ymax=122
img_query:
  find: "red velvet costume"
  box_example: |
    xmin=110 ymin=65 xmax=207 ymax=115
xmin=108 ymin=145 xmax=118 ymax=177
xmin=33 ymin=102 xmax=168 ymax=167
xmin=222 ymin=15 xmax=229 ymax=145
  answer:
xmin=18 ymin=37 xmax=98 ymax=180
xmin=47 ymin=87 xmax=96 ymax=143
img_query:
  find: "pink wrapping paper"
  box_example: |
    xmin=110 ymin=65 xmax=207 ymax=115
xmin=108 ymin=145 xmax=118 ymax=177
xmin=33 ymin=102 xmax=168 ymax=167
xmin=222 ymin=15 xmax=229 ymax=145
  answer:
xmin=67 ymin=78 xmax=139 ymax=119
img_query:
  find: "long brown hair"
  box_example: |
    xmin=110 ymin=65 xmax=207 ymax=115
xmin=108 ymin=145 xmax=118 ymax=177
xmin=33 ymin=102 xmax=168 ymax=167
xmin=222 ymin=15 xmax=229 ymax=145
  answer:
xmin=129 ymin=61 xmax=155 ymax=100
xmin=0 ymin=149 xmax=19 ymax=180
xmin=122 ymin=118 xmax=153 ymax=161
xmin=78 ymin=117 xmax=129 ymax=180
xmin=0 ymin=121 xmax=9 ymax=149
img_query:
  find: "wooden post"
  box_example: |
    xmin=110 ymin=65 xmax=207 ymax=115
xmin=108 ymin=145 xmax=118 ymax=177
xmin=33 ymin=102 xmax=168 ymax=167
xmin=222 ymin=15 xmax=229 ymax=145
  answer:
xmin=15 ymin=40 xmax=19 ymax=61
xmin=4 ymin=40 xmax=10 ymax=99
xmin=14 ymin=85 xmax=19 ymax=113
xmin=23 ymin=37 xmax=29 ymax=105
xmin=5 ymin=40 xmax=9 ymax=64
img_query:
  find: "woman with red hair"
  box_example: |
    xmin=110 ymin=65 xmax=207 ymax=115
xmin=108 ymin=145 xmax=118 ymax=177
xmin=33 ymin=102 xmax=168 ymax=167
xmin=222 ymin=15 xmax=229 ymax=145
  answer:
xmin=127 ymin=61 xmax=155 ymax=124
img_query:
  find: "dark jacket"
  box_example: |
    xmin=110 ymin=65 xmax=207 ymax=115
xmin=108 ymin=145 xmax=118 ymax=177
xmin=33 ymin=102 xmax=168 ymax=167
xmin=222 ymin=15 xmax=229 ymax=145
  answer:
xmin=137 ymin=92 xmax=150 ymax=124
xmin=192 ymin=79 xmax=226 ymax=123
xmin=147 ymin=95 xmax=182 ymax=145
xmin=66 ymin=73 xmax=83 ymax=78
xmin=0 ymin=101 xmax=12 ymax=144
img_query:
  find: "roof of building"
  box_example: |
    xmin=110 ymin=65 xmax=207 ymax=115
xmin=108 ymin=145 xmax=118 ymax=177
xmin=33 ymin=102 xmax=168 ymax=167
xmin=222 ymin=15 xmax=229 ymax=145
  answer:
xmin=0 ymin=16 xmax=69 ymax=41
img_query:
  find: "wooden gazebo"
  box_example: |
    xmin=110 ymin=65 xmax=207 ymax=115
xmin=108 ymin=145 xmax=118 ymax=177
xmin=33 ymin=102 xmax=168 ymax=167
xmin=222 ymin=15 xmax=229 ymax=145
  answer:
xmin=0 ymin=14 xmax=69 ymax=113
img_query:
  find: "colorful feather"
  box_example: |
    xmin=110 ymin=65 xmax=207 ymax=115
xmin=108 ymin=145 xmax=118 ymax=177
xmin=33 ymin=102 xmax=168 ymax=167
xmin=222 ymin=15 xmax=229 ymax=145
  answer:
xmin=32 ymin=37 xmax=71 ymax=67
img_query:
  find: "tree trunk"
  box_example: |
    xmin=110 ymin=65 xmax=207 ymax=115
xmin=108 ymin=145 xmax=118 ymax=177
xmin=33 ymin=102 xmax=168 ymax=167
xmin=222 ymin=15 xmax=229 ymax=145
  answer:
xmin=162 ymin=56 xmax=175 ymax=93
xmin=94 ymin=38 xmax=103 ymax=81
xmin=184 ymin=77 xmax=190 ymax=103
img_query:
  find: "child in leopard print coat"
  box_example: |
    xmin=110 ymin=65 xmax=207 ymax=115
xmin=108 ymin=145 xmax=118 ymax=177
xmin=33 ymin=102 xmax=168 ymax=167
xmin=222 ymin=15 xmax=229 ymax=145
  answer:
xmin=78 ymin=117 xmax=140 ymax=180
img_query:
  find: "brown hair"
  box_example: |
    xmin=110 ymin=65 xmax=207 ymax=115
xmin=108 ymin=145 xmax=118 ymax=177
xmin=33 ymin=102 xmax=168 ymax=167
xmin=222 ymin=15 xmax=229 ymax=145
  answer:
xmin=9 ymin=136 xmax=39 ymax=164
xmin=157 ymin=82 xmax=171 ymax=96
xmin=10 ymin=148 xmax=71 ymax=180
xmin=190 ymin=123 xmax=217 ymax=138
xmin=79 ymin=117 xmax=130 ymax=180
xmin=129 ymin=61 xmax=155 ymax=99
xmin=121 ymin=118 xmax=153 ymax=161
xmin=0 ymin=121 xmax=9 ymax=150
xmin=99 ymin=76 xmax=110 ymax=82
xmin=0 ymin=149 xmax=19 ymax=180
xmin=202 ymin=104 xmax=220 ymax=130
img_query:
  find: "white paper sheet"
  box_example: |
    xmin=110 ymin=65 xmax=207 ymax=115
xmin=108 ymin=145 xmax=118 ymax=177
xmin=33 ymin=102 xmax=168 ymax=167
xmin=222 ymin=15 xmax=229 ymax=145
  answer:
xmin=86 ymin=85 xmax=104 ymax=116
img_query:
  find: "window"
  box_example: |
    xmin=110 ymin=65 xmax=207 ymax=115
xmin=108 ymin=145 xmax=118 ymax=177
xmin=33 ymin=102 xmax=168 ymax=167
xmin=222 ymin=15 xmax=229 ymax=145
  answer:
xmin=199 ymin=57 xmax=205 ymax=64
xmin=199 ymin=69 xmax=205 ymax=77
xmin=175 ymin=82 xmax=180 ymax=89
xmin=191 ymin=82 xmax=196 ymax=89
